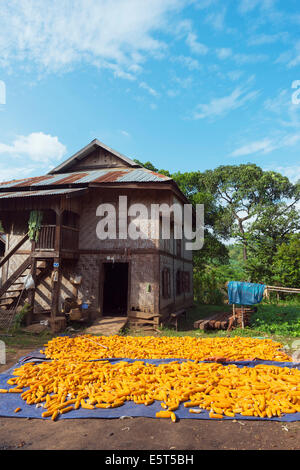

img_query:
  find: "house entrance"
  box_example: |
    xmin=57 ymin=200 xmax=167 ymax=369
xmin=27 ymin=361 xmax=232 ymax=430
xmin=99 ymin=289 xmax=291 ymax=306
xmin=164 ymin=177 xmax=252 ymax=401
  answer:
xmin=102 ymin=262 xmax=129 ymax=316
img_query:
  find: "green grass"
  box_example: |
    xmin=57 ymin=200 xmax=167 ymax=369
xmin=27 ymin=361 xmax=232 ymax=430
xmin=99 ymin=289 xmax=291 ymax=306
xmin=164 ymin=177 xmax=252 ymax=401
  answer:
xmin=1 ymin=303 xmax=299 ymax=354
xmin=0 ymin=328 xmax=54 ymax=354
xmin=128 ymin=303 xmax=300 ymax=345
xmin=250 ymin=304 xmax=300 ymax=338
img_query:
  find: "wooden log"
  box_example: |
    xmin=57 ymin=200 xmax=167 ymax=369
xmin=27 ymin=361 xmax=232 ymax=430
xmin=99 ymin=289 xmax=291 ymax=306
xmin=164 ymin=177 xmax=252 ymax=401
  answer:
xmin=194 ymin=312 xmax=221 ymax=330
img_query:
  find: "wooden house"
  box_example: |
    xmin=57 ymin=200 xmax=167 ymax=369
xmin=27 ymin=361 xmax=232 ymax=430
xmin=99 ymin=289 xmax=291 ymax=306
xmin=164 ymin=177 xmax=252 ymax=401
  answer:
xmin=0 ymin=139 xmax=193 ymax=330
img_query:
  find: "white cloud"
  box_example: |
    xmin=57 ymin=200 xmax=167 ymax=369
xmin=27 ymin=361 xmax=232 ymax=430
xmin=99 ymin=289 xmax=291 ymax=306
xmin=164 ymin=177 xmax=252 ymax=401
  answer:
xmin=205 ymin=7 xmax=226 ymax=31
xmin=227 ymin=70 xmax=244 ymax=81
xmin=232 ymin=53 xmax=268 ymax=65
xmin=238 ymin=0 xmax=276 ymax=14
xmin=229 ymin=86 xmax=300 ymax=160
xmin=173 ymin=55 xmax=201 ymax=70
xmin=274 ymin=41 xmax=300 ymax=68
xmin=230 ymin=134 xmax=300 ymax=157
xmin=215 ymin=47 xmax=267 ymax=65
xmin=139 ymin=81 xmax=159 ymax=97
xmin=120 ymin=130 xmax=131 ymax=138
xmin=194 ymin=0 xmax=218 ymax=9
xmin=248 ymin=32 xmax=288 ymax=46
xmin=0 ymin=132 xmax=67 ymax=163
xmin=287 ymin=41 xmax=300 ymax=68
xmin=271 ymin=165 xmax=300 ymax=183
xmin=0 ymin=0 xmax=187 ymax=77
xmin=0 ymin=164 xmax=38 ymax=183
xmin=264 ymin=88 xmax=300 ymax=129
xmin=216 ymin=48 xmax=232 ymax=59
xmin=193 ymin=86 xmax=260 ymax=120
xmin=230 ymin=139 xmax=275 ymax=157
xmin=173 ymin=75 xmax=193 ymax=89
xmin=186 ymin=32 xmax=208 ymax=55
xmin=167 ymin=89 xmax=179 ymax=98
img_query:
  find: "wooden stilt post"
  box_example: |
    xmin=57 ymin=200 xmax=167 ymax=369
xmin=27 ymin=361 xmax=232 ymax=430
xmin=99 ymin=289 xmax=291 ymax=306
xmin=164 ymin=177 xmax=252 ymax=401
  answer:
xmin=241 ymin=305 xmax=244 ymax=329
xmin=51 ymin=257 xmax=61 ymax=316
xmin=50 ymin=208 xmax=63 ymax=332
xmin=27 ymin=250 xmax=37 ymax=326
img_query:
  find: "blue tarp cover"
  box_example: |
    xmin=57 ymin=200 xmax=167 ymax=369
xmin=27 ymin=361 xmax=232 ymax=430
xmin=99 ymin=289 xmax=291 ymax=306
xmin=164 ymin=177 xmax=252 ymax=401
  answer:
xmin=0 ymin=351 xmax=299 ymax=422
xmin=228 ymin=281 xmax=266 ymax=305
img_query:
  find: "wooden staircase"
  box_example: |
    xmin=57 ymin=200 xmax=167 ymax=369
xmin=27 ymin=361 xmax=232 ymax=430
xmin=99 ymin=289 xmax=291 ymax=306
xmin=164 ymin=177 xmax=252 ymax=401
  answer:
xmin=0 ymin=258 xmax=51 ymax=310
xmin=0 ymin=235 xmax=51 ymax=311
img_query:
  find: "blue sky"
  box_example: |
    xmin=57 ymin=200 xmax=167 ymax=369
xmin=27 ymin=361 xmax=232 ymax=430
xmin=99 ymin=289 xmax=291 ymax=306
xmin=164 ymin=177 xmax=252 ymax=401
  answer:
xmin=0 ymin=0 xmax=300 ymax=183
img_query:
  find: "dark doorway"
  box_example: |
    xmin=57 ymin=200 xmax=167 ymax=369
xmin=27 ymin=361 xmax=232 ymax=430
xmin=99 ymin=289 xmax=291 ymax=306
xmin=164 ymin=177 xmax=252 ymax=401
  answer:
xmin=102 ymin=263 xmax=128 ymax=316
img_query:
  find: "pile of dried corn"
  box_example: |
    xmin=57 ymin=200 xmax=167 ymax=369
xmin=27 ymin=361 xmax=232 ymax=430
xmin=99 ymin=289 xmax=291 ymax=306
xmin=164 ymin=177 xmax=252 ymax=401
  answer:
xmin=1 ymin=360 xmax=299 ymax=421
xmin=42 ymin=335 xmax=291 ymax=362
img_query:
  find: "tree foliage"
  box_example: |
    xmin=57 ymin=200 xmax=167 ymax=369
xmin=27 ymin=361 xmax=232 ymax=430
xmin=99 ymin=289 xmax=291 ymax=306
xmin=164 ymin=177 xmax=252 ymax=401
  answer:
xmin=200 ymin=164 xmax=298 ymax=261
xmin=135 ymin=159 xmax=300 ymax=298
xmin=272 ymin=234 xmax=300 ymax=287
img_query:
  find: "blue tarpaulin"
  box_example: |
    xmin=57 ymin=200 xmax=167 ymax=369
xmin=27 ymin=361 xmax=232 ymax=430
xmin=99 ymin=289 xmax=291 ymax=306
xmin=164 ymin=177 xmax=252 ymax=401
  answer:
xmin=0 ymin=351 xmax=299 ymax=422
xmin=228 ymin=281 xmax=266 ymax=306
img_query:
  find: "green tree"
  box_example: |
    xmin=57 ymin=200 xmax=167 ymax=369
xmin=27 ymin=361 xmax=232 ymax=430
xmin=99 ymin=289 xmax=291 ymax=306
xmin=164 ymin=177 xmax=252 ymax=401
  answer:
xmin=201 ymin=164 xmax=299 ymax=261
xmin=245 ymin=201 xmax=300 ymax=283
xmin=272 ymin=234 xmax=300 ymax=287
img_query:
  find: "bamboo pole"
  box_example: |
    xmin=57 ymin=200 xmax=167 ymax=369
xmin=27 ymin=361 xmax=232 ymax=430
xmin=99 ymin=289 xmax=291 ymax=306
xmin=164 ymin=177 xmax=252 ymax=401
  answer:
xmin=265 ymin=285 xmax=300 ymax=293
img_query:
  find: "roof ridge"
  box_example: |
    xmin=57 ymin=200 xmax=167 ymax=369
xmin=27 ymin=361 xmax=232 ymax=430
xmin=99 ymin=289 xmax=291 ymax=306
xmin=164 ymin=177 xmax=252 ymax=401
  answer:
xmin=49 ymin=139 xmax=141 ymax=174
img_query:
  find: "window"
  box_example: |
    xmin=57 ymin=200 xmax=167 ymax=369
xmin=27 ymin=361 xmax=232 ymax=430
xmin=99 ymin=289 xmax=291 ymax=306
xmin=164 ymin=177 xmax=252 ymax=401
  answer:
xmin=176 ymin=270 xmax=182 ymax=295
xmin=176 ymin=270 xmax=190 ymax=295
xmin=176 ymin=239 xmax=182 ymax=257
xmin=162 ymin=268 xmax=171 ymax=299
xmin=183 ymin=272 xmax=190 ymax=293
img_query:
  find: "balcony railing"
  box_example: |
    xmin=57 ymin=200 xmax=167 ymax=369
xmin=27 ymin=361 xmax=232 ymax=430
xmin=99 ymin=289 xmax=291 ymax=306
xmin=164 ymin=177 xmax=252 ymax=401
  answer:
xmin=35 ymin=225 xmax=79 ymax=253
xmin=35 ymin=225 xmax=56 ymax=251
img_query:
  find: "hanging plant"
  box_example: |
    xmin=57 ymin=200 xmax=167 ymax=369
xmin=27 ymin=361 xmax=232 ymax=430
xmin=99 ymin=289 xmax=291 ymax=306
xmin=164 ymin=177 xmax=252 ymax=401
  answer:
xmin=28 ymin=211 xmax=43 ymax=242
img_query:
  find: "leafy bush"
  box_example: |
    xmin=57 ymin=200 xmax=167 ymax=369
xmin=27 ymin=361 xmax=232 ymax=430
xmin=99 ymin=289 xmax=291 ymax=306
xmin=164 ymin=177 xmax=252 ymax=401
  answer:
xmin=13 ymin=303 xmax=32 ymax=329
xmin=193 ymin=270 xmax=226 ymax=305
xmin=251 ymin=305 xmax=300 ymax=337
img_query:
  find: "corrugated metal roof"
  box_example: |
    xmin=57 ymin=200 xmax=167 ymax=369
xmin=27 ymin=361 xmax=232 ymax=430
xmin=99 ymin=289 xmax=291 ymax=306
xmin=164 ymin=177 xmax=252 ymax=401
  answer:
xmin=0 ymin=188 xmax=86 ymax=199
xmin=0 ymin=168 xmax=171 ymax=191
xmin=117 ymin=169 xmax=168 ymax=183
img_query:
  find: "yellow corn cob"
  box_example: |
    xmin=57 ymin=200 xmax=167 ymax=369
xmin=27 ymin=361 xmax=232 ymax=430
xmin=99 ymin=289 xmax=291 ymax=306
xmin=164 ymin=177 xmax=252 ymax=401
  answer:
xmin=60 ymin=406 xmax=74 ymax=414
xmin=156 ymin=410 xmax=172 ymax=418
xmin=209 ymin=412 xmax=223 ymax=419
xmin=51 ymin=410 xmax=59 ymax=421
xmin=80 ymin=400 xmax=94 ymax=410
xmin=2 ymin=337 xmax=299 ymax=423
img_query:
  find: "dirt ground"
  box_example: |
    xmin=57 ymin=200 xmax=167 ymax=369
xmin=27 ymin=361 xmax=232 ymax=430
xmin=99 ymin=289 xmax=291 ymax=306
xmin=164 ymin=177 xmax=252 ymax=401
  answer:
xmin=0 ymin=348 xmax=299 ymax=451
